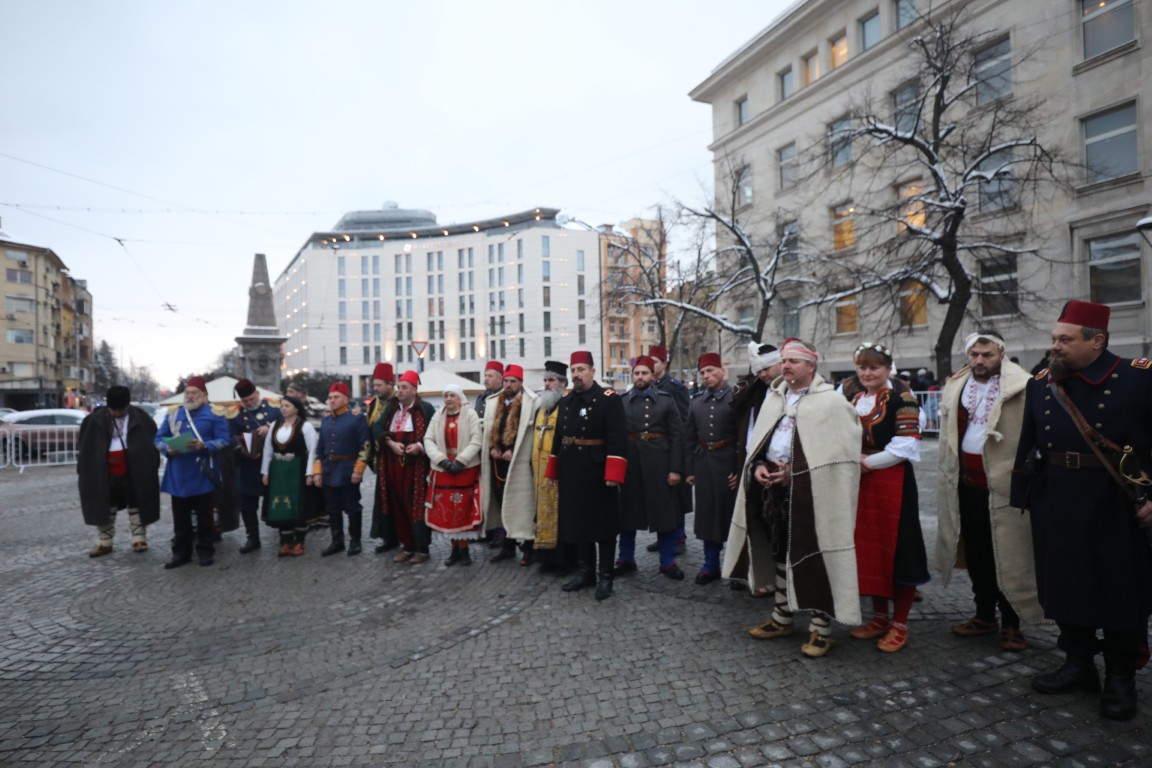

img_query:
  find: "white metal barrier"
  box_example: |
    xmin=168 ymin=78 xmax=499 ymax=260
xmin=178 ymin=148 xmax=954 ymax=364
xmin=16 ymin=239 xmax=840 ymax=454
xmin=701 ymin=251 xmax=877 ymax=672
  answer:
xmin=0 ymin=427 xmax=80 ymax=472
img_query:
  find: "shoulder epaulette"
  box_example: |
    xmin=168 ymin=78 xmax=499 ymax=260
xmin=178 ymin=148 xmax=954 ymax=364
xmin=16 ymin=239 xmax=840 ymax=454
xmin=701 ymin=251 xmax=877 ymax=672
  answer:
xmin=657 ymin=389 xmax=672 ymax=396
xmin=1132 ymin=358 xmax=1152 ymax=369
xmin=670 ymin=378 xmax=683 ymax=386
xmin=1034 ymin=368 xmax=1049 ymax=381
xmin=691 ymin=390 xmax=705 ymax=398
xmin=603 ymin=389 xmax=617 ymax=396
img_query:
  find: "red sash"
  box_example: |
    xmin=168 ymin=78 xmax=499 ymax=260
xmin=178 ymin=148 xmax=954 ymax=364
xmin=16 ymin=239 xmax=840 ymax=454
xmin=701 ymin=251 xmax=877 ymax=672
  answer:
xmin=108 ymin=449 xmax=128 ymax=477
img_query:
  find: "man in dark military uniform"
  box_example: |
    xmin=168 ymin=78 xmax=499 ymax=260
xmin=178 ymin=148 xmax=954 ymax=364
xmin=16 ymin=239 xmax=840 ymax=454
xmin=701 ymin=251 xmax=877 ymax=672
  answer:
xmin=1012 ymin=300 xmax=1152 ymax=721
xmin=230 ymin=378 xmax=280 ymax=554
xmin=546 ymin=351 xmax=628 ymax=600
xmin=650 ymin=344 xmax=691 ymax=553
xmin=686 ymin=352 xmax=741 ymax=585
xmin=616 ymin=355 xmax=685 ymax=580
xmin=361 ymin=362 xmax=399 ymax=553
xmin=313 ymin=382 xmax=370 ymax=557
xmin=474 ymin=360 xmax=504 ymax=419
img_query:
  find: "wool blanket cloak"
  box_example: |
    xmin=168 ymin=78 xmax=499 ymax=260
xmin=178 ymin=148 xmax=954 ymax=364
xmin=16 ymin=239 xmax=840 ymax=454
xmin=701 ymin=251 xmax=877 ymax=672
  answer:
xmin=480 ymin=389 xmax=538 ymax=540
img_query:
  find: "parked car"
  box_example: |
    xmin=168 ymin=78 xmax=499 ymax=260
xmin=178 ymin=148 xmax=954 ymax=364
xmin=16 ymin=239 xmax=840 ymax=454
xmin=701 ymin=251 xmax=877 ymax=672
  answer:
xmin=0 ymin=409 xmax=86 ymax=460
xmin=132 ymin=402 xmax=160 ymax=418
xmin=0 ymin=407 xmax=16 ymax=417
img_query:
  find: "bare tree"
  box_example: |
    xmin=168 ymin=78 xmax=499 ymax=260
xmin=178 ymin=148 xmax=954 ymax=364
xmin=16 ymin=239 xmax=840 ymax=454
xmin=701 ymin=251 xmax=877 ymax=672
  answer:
xmin=805 ymin=2 xmax=1070 ymax=379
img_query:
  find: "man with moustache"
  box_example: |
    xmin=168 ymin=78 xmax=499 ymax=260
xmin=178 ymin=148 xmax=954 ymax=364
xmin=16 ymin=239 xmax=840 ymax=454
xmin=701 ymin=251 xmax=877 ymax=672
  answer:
xmin=616 ymin=355 xmax=685 ymax=580
xmin=378 ymin=370 xmax=436 ymax=563
xmin=547 ymin=351 xmax=627 ymax=600
xmin=686 ymin=352 xmax=741 ymax=585
xmin=481 ymin=364 xmax=538 ymax=563
xmin=230 ymin=378 xmax=279 ymax=554
xmin=475 ymin=360 xmax=507 ymax=548
xmin=361 ymin=362 xmax=401 ymax=553
xmin=155 ymin=376 xmax=233 ymax=568
xmin=732 ymin=342 xmax=782 ymax=471
xmin=936 ymin=330 xmax=1040 ymax=652
xmin=1012 ymin=301 xmax=1152 ymax=720
xmin=312 ymin=382 xmax=370 ymax=557
xmin=531 ymin=361 xmax=571 ymax=572
xmin=649 ymin=344 xmax=691 ymax=554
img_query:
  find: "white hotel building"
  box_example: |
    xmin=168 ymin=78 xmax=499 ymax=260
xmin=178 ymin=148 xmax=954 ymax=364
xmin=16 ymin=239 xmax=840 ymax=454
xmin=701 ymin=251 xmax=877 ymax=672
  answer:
xmin=273 ymin=205 xmax=602 ymax=397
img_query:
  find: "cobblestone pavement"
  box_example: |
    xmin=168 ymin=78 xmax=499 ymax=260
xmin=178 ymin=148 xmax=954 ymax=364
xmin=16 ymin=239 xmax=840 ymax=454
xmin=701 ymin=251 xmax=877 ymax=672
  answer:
xmin=1 ymin=442 xmax=1149 ymax=767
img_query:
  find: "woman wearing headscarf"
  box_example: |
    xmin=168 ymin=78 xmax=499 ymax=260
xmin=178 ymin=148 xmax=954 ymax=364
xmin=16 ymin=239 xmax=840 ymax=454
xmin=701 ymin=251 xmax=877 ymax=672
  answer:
xmin=261 ymin=394 xmax=318 ymax=556
xmin=423 ymin=384 xmax=484 ymax=565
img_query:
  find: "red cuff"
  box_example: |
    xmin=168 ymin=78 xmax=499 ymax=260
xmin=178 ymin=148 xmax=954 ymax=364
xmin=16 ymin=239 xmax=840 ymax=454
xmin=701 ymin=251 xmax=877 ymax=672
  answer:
xmin=545 ymin=454 xmax=558 ymax=480
xmin=605 ymin=455 xmax=628 ymax=484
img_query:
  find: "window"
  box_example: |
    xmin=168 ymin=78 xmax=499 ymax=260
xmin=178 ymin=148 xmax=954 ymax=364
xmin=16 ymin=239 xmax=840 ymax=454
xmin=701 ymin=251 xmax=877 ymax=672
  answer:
xmin=543 ymin=286 xmax=551 ymax=307
xmin=778 ymin=143 xmax=798 ymax=190
xmin=5 ymin=269 xmax=31 ymax=284
xmin=830 ymin=34 xmax=848 ymax=69
xmin=6 ymin=328 xmax=32 ymax=344
xmin=781 ymin=297 xmax=800 ymax=338
xmin=544 ymin=312 xmax=552 ymax=332
xmin=898 ymin=180 xmax=925 ymax=232
xmin=579 ymin=325 xmax=586 ymax=345
xmin=542 ymin=261 xmax=551 ymax=282
xmin=488 ymin=244 xmax=494 ymax=264
xmin=737 ymin=165 xmax=754 ymax=207
xmin=576 ymin=250 xmax=585 ymax=271
xmin=833 ymin=203 xmax=856 ymax=250
xmin=834 ymin=294 xmax=858 ymax=334
xmin=577 ymin=274 xmax=585 ymax=294
xmin=1082 ymin=0 xmax=1134 ymax=59
xmin=802 ymin=51 xmax=820 ymax=85
xmin=339 ymin=325 xmax=348 ymax=343
xmin=542 ymin=235 xmax=550 ymax=257
xmin=893 ymin=82 xmax=920 ymax=133
xmin=544 ymin=337 xmax=552 ymax=357
xmin=899 ymin=280 xmax=928 ymax=327
xmin=736 ymin=96 xmax=750 ymax=127
xmin=978 ymin=149 xmax=1016 ymax=212
xmin=5 ymin=296 xmax=34 ymax=314
xmin=1088 ymin=231 xmax=1142 ymax=304
xmin=860 ymin=11 xmax=881 ymax=50
xmin=779 ymin=67 xmax=795 ymax=100
xmin=337 ymin=279 xmax=346 ymax=298
xmin=362 ymin=300 xmax=370 ymax=320
xmin=517 ymin=240 xmax=523 ymax=260
xmin=828 ymin=117 xmax=851 ymax=167
xmin=1084 ymin=102 xmax=1137 ymax=184
xmin=578 ymin=300 xmax=586 ymax=320
xmin=372 ymin=254 xmax=379 ymax=274
xmin=363 ymin=347 xmax=371 ymax=365
xmin=895 ymin=0 xmax=916 ymax=29
xmin=980 ymin=255 xmax=1019 ymax=316
xmin=974 ymin=37 xmax=1011 ymax=105
xmin=337 ymin=256 xmax=345 ymax=276
xmin=339 ymin=347 xmax=347 ymax=365
xmin=780 ymin=220 xmax=800 ymax=264
xmin=338 ymin=302 xmax=347 ymax=321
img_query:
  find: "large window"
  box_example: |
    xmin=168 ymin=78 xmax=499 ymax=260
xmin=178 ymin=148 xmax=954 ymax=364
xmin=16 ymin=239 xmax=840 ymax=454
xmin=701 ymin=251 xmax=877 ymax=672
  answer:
xmin=830 ymin=33 xmax=848 ymax=69
xmin=898 ymin=180 xmax=925 ymax=233
xmin=5 ymin=269 xmax=31 ymax=284
xmin=779 ymin=67 xmax=795 ymax=100
xmin=895 ymin=0 xmax=916 ymax=30
xmin=6 ymin=329 xmax=32 ymax=344
xmin=735 ymin=96 xmax=750 ymax=127
xmin=1084 ymin=102 xmax=1137 ymax=184
xmin=778 ymin=143 xmax=798 ymax=190
xmin=802 ymin=51 xmax=820 ymax=86
xmin=834 ymin=294 xmax=858 ymax=334
xmin=781 ymin=297 xmax=800 ymax=338
xmin=737 ymin=165 xmax=754 ymax=206
xmin=1088 ymin=232 xmax=1142 ymax=304
xmin=899 ymin=280 xmax=928 ymax=327
xmin=833 ymin=203 xmax=856 ymax=250
xmin=5 ymin=296 xmax=34 ymax=314
xmin=974 ymin=37 xmax=1011 ymax=104
xmin=828 ymin=117 xmax=852 ymax=167
xmin=978 ymin=149 xmax=1016 ymax=212
xmin=893 ymin=82 xmax=920 ymax=134
xmin=1082 ymin=0 xmax=1134 ymax=59
xmin=860 ymin=11 xmax=881 ymax=51
xmin=980 ymin=255 xmax=1019 ymax=316
xmin=780 ymin=220 xmax=800 ymax=264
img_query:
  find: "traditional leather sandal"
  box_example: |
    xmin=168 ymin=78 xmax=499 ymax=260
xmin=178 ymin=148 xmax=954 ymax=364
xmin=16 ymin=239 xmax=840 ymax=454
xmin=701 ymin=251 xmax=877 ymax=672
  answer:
xmin=1000 ymin=626 xmax=1027 ymax=652
xmin=131 ymin=541 xmax=148 ymax=553
xmin=801 ymin=630 xmax=835 ymax=658
xmin=951 ymin=616 xmax=998 ymax=636
xmin=748 ymin=617 xmax=795 ymax=639
xmin=849 ymin=616 xmax=890 ymax=640
xmin=877 ymin=624 xmax=909 ymax=653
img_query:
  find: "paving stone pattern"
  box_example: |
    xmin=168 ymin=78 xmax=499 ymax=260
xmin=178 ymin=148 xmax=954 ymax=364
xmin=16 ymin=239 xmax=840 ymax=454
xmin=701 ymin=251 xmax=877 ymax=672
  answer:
xmin=0 ymin=442 xmax=1149 ymax=766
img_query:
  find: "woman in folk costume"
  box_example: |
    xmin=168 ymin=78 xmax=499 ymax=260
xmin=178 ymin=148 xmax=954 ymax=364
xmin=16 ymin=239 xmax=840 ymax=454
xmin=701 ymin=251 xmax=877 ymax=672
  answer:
xmin=423 ymin=384 xmax=484 ymax=566
xmin=846 ymin=342 xmax=930 ymax=652
xmin=260 ymin=395 xmax=317 ymax=556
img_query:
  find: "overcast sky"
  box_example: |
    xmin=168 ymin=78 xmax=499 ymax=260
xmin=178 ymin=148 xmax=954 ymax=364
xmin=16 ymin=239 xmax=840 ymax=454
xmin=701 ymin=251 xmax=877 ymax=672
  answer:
xmin=1 ymin=1 xmax=793 ymax=391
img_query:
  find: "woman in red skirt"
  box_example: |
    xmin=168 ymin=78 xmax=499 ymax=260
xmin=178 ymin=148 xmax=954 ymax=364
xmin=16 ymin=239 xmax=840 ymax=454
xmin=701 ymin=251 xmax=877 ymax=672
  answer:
xmin=848 ymin=342 xmax=930 ymax=652
xmin=423 ymin=384 xmax=484 ymax=565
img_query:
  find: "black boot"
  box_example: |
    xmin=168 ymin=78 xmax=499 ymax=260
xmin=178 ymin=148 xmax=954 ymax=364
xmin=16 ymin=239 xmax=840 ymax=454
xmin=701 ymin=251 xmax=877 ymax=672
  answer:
xmin=1101 ymin=671 xmax=1138 ymax=720
xmin=321 ymin=537 xmax=345 ymax=557
xmin=239 ymin=537 xmax=261 ymax=554
xmin=562 ymin=561 xmax=596 ymax=591
xmin=445 ymin=545 xmax=465 ymax=567
xmin=459 ymin=546 xmax=472 ymax=566
xmin=491 ymin=538 xmax=517 ymax=563
xmin=1032 ymin=655 xmax=1101 ymax=694
xmin=322 ymin=512 xmax=345 ymax=557
xmin=519 ymin=540 xmax=535 ymax=567
xmin=347 ymin=515 xmax=362 ymax=556
xmin=594 ymin=568 xmax=614 ymax=601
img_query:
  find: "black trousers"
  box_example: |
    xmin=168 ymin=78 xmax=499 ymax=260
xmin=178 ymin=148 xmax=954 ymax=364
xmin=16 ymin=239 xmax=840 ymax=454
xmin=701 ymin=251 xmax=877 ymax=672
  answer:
xmin=237 ymin=492 xmax=261 ymax=538
xmin=958 ymin=482 xmax=1019 ymax=628
xmin=172 ymin=493 xmax=215 ymax=559
xmin=1058 ymin=623 xmax=1142 ymax=673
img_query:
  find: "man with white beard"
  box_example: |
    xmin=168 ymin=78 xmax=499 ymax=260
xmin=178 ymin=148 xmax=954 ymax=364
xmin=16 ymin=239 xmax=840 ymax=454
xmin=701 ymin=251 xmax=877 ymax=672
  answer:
xmin=531 ymin=361 xmax=571 ymax=572
xmin=154 ymin=375 xmax=232 ymax=568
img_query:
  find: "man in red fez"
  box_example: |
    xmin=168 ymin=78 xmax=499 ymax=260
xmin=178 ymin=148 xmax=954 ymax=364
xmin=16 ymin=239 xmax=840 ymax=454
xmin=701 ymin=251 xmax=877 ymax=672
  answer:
xmin=1012 ymin=299 xmax=1152 ymax=720
xmin=313 ymin=381 xmax=370 ymax=556
xmin=481 ymin=363 xmax=538 ymax=563
xmin=546 ymin=350 xmax=628 ymax=599
xmin=230 ymin=377 xmax=280 ymax=554
xmin=377 ymin=370 xmax=436 ymax=563
xmin=476 ymin=361 xmax=504 ymax=419
xmin=362 ymin=362 xmax=400 ymax=553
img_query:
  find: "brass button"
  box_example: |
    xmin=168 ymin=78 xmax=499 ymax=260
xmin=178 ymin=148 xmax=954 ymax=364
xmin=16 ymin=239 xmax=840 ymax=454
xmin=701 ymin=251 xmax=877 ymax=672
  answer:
xmin=1105 ymin=390 xmax=1112 ymax=395
xmin=1096 ymin=423 xmax=1103 ymax=428
xmin=1112 ymin=373 xmax=1119 ymax=379
xmin=1098 ymin=403 xmax=1105 ymax=409
xmin=1044 ymin=410 xmax=1050 ymax=415
xmin=1046 ymin=442 xmax=1053 ymax=448
xmin=1044 ymin=426 xmax=1051 ymax=431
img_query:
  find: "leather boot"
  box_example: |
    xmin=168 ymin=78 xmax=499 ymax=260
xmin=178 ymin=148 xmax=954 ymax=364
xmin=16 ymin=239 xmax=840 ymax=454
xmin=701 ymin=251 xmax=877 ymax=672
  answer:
xmin=519 ymin=540 xmax=535 ymax=567
xmin=562 ymin=562 xmax=596 ymax=592
xmin=594 ymin=567 xmax=614 ymax=601
xmin=347 ymin=515 xmax=362 ymax=556
xmin=1032 ymin=655 xmax=1101 ymax=694
xmin=323 ymin=512 xmax=345 ymax=557
xmin=445 ymin=546 xmax=465 ymax=567
xmin=1101 ymin=671 xmax=1138 ymax=720
xmin=321 ymin=537 xmax=345 ymax=557
xmin=239 ymin=537 xmax=261 ymax=554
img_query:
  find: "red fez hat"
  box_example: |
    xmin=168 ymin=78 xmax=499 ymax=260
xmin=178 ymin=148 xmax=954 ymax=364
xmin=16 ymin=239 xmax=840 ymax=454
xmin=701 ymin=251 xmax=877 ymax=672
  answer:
xmin=648 ymin=345 xmax=669 ymax=363
xmin=329 ymin=381 xmax=350 ymax=397
xmin=373 ymin=362 xmax=394 ymax=382
xmin=698 ymin=352 xmax=722 ymax=370
xmin=485 ymin=360 xmax=504 ymax=374
xmin=570 ymin=350 xmax=594 ymax=367
xmin=234 ymin=378 xmax=256 ymax=398
xmin=504 ymin=364 xmax=524 ymax=381
xmin=1058 ymin=300 xmax=1110 ymax=331
xmin=399 ymin=370 xmax=421 ymax=388
xmin=185 ymin=375 xmax=207 ymax=392
xmin=633 ymin=355 xmax=656 ymax=371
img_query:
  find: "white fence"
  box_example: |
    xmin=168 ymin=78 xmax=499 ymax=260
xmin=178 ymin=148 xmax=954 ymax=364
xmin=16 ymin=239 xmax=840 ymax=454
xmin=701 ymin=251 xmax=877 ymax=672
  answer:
xmin=0 ymin=428 xmax=80 ymax=472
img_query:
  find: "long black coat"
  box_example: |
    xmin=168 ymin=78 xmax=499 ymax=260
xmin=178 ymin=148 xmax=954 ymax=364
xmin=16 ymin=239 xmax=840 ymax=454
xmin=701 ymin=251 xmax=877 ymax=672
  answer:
xmin=686 ymin=384 xmax=741 ymax=542
xmin=620 ymin=387 xmax=682 ymax=533
xmin=1011 ymin=351 xmax=1152 ymax=629
xmin=77 ymin=406 xmax=161 ymax=526
xmin=552 ymin=382 xmax=628 ymax=544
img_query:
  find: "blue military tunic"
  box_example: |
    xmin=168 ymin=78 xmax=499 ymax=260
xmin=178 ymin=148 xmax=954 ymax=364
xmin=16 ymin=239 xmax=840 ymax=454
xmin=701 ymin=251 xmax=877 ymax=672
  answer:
xmin=231 ymin=400 xmax=280 ymax=497
xmin=154 ymin=405 xmax=232 ymax=497
xmin=316 ymin=407 xmax=370 ymax=487
xmin=1011 ymin=350 xmax=1152 ymax=629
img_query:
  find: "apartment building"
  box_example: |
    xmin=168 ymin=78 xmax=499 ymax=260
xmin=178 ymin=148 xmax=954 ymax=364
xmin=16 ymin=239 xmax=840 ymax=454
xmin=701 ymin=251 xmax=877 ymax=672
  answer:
xmin=600 ymin=217 xmax=669 ymax=387
xmin=691 ymin=0 xmax=1150 ymax=376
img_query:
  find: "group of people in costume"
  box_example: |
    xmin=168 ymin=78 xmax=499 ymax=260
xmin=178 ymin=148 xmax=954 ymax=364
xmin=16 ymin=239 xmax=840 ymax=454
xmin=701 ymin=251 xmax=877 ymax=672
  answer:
xmin=76 ymin=300 xmax=1152 ymax=721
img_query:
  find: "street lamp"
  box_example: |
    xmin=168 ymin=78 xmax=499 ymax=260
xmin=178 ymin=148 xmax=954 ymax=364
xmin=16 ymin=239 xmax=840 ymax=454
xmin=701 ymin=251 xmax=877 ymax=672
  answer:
xmin=1136 ymin=217 xmax=1152 ymax=249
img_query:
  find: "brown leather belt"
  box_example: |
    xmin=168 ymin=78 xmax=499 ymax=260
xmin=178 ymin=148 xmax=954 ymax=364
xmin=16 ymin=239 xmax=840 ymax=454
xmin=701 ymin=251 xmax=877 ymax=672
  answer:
xmin=1049 ymin=451 xmax=1108 ymax=470
xmin=562 ymin=438 xmax=606 ymax=446
xmin=628 ymin=432 xmax=665 ymax=440
xmin=326 ymin=454 xmax=357 ymax=461
xmin=698 ymin=438 xmax=735 ymax=450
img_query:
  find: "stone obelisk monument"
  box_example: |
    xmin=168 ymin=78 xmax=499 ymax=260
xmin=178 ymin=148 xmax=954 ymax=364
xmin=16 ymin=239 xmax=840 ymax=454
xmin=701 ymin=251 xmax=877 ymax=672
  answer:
xmin=235 ymin=253 xmax=288 ymax=392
